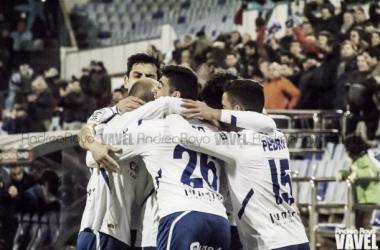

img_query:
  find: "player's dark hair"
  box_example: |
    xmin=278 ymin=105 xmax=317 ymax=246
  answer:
xmin=128 ymin=79 xmax=155 ymax=102
xmin=126 ymin=53 xmax=162 ymax=79
xmin=202 ymin=70 xmax=239 ymax=109
xmin=363 ymin=47 xmax=380 ymax=60
xmin=162 ymin=65 xmax=199 ymax=100
xmin=224 ymin=79 xmax=264 ymax=113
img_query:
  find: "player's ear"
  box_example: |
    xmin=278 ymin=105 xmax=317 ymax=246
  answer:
xmin=234 ymin=105 xmax=243 ymax=111
xmin=172 ymin=91 xmax=181 ymax=98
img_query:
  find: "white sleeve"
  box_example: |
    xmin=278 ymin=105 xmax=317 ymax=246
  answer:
xmin=87 ymin=106 xmax=118 ymax=125
xmin=104 ymin=97 xmax=184 ymax=137
xmin=167 ymin=114 xmax=236 ymax=163
xmin=221 ymin=110 xmax=276 ymax=135
xmin=85 ymin=126 xmax=141 ymax=168
xmin=125 ymin=96 xmax=184 ymax=121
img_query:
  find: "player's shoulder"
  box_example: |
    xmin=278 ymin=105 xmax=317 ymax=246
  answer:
xmin=187 ymin=118 xmax=219 ymax=132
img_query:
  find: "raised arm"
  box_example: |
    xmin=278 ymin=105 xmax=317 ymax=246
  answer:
xmin=180 ymin=99 xmax=276 ymax=134
xmin=167 ymin=114 xmax=236 ymax=163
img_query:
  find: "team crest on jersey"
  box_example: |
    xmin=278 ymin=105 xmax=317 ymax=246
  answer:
xmin=89 ymin=110 xmax=105 ymax=122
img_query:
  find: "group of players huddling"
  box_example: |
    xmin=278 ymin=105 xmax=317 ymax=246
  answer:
xmin=76 ymin=53 xmax=310 ymax=250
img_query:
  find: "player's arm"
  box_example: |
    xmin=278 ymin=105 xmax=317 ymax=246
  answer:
xmin=120 ymin=96 xmax=184 ymax=123
xmin=180 ymin=99 xmax=276 ymax=134
xmin=86 ymin=126 xmax=142 ymax=171
xmin=166 ymin=114 xmax=236 ymax=163
xmin=79 ymin=96 xmax=146 ymax=171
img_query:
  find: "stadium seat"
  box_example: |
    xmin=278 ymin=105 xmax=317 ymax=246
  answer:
xmin=13 ymin=214 xmax=31 ymax=250
xmin=25 ymin=214 xmax=39 ymax=250
xmin=26 ymin=214 xmax=50 ymax=250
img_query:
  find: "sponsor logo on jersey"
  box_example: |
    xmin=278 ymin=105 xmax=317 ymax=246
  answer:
xmin=190 ymin=242 xmax=221 ymax=250
xmin=128 ymin=161 xmax=139 ymax=179
xmin=269 ymin=210 xmax=297 ymax=226
xmin=107 ymin=222 xmax=117 ymax=229
xmin=335 ymin=228 xmax=378 ymax=249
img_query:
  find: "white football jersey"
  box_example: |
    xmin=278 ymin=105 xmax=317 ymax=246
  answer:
xmin=80 ymin=156 xmax=148 ymax=246
xmin=82 ymin=116 xmax=158 ymax=247
xmin=167 ymin=114 xmax=309 ymax=250
xmin=88 ymin=117 xmax=228 ymax=220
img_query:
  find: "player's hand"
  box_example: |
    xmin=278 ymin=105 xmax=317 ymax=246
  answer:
xmin=8 ymin=186 xmax=18 ymax=198
xmin=116 ymin=96 xmax=146 ymax=113
xmin=180 ymin=99 xmax=221 ymax=121
xmin=87 ymin=140 xmax=122 ymax=174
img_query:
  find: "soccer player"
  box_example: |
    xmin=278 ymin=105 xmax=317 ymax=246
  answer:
xmin=89 ymin=66 xmax=231 ymax=250
xmin=78 ymin=53 xmax=162 ymax=250
xmin=78 ymin=79 xmax=158 ymax=250
xmin=167 ymin=79 xmax=310 ymax=250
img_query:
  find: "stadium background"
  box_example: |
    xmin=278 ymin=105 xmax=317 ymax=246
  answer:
xmin=0 ymin=0 xmax=380 ymax=249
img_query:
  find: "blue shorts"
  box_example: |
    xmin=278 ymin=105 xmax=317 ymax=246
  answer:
xmin=272 ymin=242 xmax=310 ymax=250
xmin=77 ymin=228 xmax=131 ymax=250
xmin=157 ymin=211 xmax=230 ymax=250
xmin=230 ymin=226 xmax=243 ymax=250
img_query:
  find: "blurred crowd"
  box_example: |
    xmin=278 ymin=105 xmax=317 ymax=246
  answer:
xmin=0 ymin=0 xmax=380 ymax=140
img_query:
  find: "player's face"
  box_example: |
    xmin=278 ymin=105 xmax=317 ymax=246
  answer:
xmin=154 ymin=76 xmax=173 ymax=99
xmin=124 ymin=63 xmax=158 ymax=92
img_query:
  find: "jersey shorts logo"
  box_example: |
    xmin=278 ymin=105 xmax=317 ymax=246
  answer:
xmin=190 ymin=242 xmax=221 ymax=250
xmin=89 ymin=110 xmax=105 ymax=122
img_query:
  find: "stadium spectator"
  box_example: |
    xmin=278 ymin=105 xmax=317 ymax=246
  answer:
xmin=362 ymin=47 xmax=380 ymax=78
xmin=43 ymin=67 xmax=60 ymax=101
xmin=262 ymin=62 xmax=300 ymax=110
xmin=304 ymin=1 xmax=343 ymax=35
xmin=350 ymin=28 xmax=369 ymax=53
xmin=7 ymin=166 xmax=36 ymax=213
xmin=339 ymin=11 xmax=356 ymax=41
xmin=27 ymin=76 xmax=54 ymax=131
xmin=225 ymin=51 xmax=242 ymax=75
xmin=10 ymin=20 xmax=32 ymax=51
xmin=0 ymin=176 xmax=16 ymax=250
xmin=354 ymin=7 xmax=367 ymax=28
xmin=7 ymin=64 xmax=34 ymax=109
xmin=110 ymin=88 xmax=125 ymax=107
xmin=371 ymin=30 xmax=380 ymax=50
xmin=1 ymin=105 xmax=38 ymax=134
xmin=192 ymin=31 xmax=210 ymax=69
xmin=369 ymin=1 xmax=380 ymax=24
xmin=80 ymin=61 xmax=111 ymax=109
xmin=346 ymin=54 xmax=379 ymax=140
xmin=59 ymin=79 xmax=87 ymax=130
xmin=241 ymin=40 xmax=260 ymax=78
xmin=338 ymin=134 xmax=380 ymax=229
xmin=23 ymin=169 xmax=60 ymax=213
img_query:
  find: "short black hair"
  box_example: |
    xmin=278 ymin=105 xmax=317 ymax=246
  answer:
xmin=126 ymin=53 xmax=162 ymax=79
xmin=162 ymin=65 xmax=199 ymax=100
xmin=223 ymin=79 xmax=264 ymax=113
xmin=129 ymin=79 xmax=155 ymax=102
xmin=244 ymin=40 xmax=258 ymax=50
xmin=344 ymin=134 xmax=370 ymax=157
xmin=363 ymin=47 xmax=380 ymax=60
xmin=202 ymin=71 xmax=239 ymax=109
